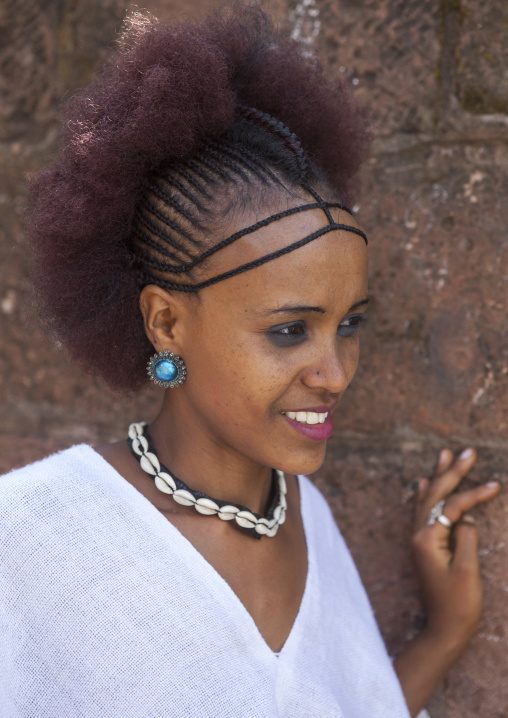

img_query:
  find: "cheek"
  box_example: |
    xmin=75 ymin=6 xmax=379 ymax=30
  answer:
xmin=185 ymin=327 xmax=288 ymax=418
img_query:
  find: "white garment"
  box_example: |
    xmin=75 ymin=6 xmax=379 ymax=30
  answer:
xmin=0 ymin=446 xmax=411 ymax=718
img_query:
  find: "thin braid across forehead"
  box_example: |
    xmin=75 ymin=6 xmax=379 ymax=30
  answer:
xmin=129 ymin=109 xmax=367 ymax=293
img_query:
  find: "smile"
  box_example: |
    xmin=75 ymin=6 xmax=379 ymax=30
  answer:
xmin=281 ymin=408 xmax=334 ymax=441
xmin=283 ymin=411 xmax=328 ymax=425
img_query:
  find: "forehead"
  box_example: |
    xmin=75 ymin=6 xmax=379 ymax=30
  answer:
xmin=199 ymin=205 xmax=368 ymax=314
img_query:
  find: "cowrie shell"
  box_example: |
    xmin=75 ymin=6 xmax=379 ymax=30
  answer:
xmin=218 ymin=505 xmax=240 ymax=520
xmin=137 ymin=435 xmax=149 ymax=452
xmin=145 ymin=452 xmax=160 ymax=472
xmin=255 ymin=521 xmax=269 ymax=535
xmin=131 ymin=438 xmax=143 ymax=456
xmin=172 ymin=489 xmax=195 ymax=507
xmin=155 ymin=476 xmax=174 ymax=494
xmin=195 ymin=498 xmax=219 ymax=515
xmin=235 ymin=511 xmax=257 ymax=529
xmin=140 ymin=454 xmax=157 ymax=476
xmin=277 ymin=472 xmax=287 ymax=494
xmin=157 ymin=472 xmax=176 ymax=491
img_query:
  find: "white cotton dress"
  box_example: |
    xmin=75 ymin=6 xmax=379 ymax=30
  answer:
xmin=0 ymin=445 xmax=413 ymax=718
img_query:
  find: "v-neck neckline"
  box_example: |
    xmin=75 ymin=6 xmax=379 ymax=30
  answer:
xmin=82 ymin=444 xmax=314 ymax=661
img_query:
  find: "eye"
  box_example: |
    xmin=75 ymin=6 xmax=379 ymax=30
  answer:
xmin=267 ymin=321 xmax=307 ymax=347
xmin=337 ymin=314 xmax=367 ymax=338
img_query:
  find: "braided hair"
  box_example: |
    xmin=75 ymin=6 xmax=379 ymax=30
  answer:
xmin=130 ymin=105 xmax=365 ymax=292
xmin=28 ymin=4 xmax=369 ymax=391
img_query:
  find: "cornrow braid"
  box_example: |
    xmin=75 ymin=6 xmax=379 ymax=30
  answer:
xmin=130 ymin=132 xmax=286 ymax=289
xmin=237 ymin=105 xmax=310 ymax=183
xmin=206 ymin=139 xmax=281 ymax=186
xmin=129 ymin=109 xmax=366 ymax=292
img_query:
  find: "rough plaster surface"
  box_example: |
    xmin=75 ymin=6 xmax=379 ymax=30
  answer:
xmin=0 ymin=0 xmax=507 ymax=715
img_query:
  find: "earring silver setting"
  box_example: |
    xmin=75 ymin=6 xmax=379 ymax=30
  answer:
xmin=147 ymin=350 xmax=187 ymax=388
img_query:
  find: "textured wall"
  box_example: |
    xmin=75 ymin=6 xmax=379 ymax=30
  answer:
xmin=1 ymin=1 xmax=507 ymax=715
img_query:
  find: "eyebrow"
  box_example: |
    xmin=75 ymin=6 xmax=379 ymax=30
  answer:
xmin=267 ymin=297 xmax=369 ymax=316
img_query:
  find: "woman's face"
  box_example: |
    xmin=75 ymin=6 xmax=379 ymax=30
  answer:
xmin=165 ymin=201 xmax=368 ymax=476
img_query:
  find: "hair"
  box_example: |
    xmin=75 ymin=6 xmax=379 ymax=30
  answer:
xmin=28 ymin=3 xmax=369 ymax=392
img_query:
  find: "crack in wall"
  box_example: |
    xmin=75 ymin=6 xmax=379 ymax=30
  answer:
xmin=436 ymin=0 xmax=466 ymax=103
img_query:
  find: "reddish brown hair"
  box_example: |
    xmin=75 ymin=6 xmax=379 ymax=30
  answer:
xmin=28 ymin=3 xmax=369 ymax=391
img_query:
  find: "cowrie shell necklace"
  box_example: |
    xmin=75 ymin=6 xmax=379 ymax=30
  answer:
xmin=127 ymin=422 xmax=287 ymax=539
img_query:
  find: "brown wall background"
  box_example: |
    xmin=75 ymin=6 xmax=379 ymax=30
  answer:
xmin=1 ymin=0 xmax=507 ymax=715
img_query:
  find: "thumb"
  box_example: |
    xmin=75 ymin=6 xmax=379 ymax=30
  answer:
xmin=451 ymin=516 xmax=480 ymax=573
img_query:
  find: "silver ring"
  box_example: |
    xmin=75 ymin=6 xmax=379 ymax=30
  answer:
xmin=427 ymin=500 xmax=453 ymax=528
xmin=437 ymin=514 xmax=453 ymax=528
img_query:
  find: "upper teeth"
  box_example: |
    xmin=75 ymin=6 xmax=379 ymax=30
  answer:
xmin=285 ymin=411 xmax=328 ymax=425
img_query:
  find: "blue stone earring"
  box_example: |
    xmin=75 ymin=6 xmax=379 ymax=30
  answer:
xmin=147 ymin=351 xmax=187 ymax=388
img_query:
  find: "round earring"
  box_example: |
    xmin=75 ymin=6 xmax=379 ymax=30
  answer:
xmin=147 ymin=350 xmax=187 ymax=388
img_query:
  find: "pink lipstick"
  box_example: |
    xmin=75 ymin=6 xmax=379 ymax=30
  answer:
xmin=283 ymin=411 xmax=333 ymax=441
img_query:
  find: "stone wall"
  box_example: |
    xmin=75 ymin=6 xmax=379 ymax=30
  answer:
xmin=1 ymin=0 xmax=507 ymax=714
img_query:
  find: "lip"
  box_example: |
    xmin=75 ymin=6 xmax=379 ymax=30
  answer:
xmin=282 ymin=404 xmax=336 ymax=442
xmin=283 ymin=412 xmax=334 ymax=441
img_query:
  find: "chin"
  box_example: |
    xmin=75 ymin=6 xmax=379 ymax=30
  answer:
xmin=274 ymin=444 xmax=327 ymax=477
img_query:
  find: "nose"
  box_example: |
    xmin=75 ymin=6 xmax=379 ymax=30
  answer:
xmin=301 ymin=340 xmax=357 ymax=395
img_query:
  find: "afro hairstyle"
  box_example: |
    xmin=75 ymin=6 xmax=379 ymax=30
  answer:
xmin=28 ymin=2 xmax=369 ymax=392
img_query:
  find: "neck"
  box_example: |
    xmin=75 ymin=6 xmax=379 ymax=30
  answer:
xmin=148 ymin=397 xmax=274 ymax=516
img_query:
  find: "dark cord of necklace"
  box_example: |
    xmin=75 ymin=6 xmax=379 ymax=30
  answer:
xmin=127 ymin=426 xmax=280 ymax=539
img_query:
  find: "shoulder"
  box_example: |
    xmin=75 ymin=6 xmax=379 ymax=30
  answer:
xmin=0 ymin=444 xmax=96 ymax=485
xmin=0 ymin=445 xmax=101 ymax=517
xmin=0 ymin=444 xmax=117 ymax=577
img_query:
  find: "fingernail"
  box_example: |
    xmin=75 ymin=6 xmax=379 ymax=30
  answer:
xmin=461 ymin=515 xmax=476 ymax=525
xmin=487 ymin=481 xmax=500 ymax=488
xmin=418 ymin=479 xmax=427 ymax=491
xmin=460 ymin=448 xmax=474 ymax=460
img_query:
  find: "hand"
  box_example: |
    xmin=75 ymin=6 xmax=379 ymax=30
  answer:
xmin=412 ymin=447 xmax=500 ymax=650
xmin=393 ymin=449 xmax=500 ymax=716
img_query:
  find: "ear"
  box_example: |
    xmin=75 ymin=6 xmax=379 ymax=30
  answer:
xmin=139 ymin=285 xmax=191 ymax=353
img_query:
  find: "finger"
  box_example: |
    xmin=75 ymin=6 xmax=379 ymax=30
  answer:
xmin=416 ymin=478 xmax=430 ymax=505
xmin=425 ymin=448 xmax=477 ymax=504
xmin=431 ymin=482 xmax=500 ymax=527
xmin=451 ymin=516 xmax=480 ymax=573
xmin=435 ymin=448 xmax=454 ymax=476
xmin=413 ymin=479 xmax=431 ymax=529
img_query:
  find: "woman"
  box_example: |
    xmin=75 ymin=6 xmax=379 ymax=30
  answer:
xmin=0 ymin=5 xmax=499 ymax=717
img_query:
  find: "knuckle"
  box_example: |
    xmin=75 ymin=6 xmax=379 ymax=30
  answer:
xmin=443 ymin=496 xmax=459 ymax=512
xmin=411 ymin=529 xmax=432 ymax=554
xmin=443 ymin=494 xmax=464 ymax=517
